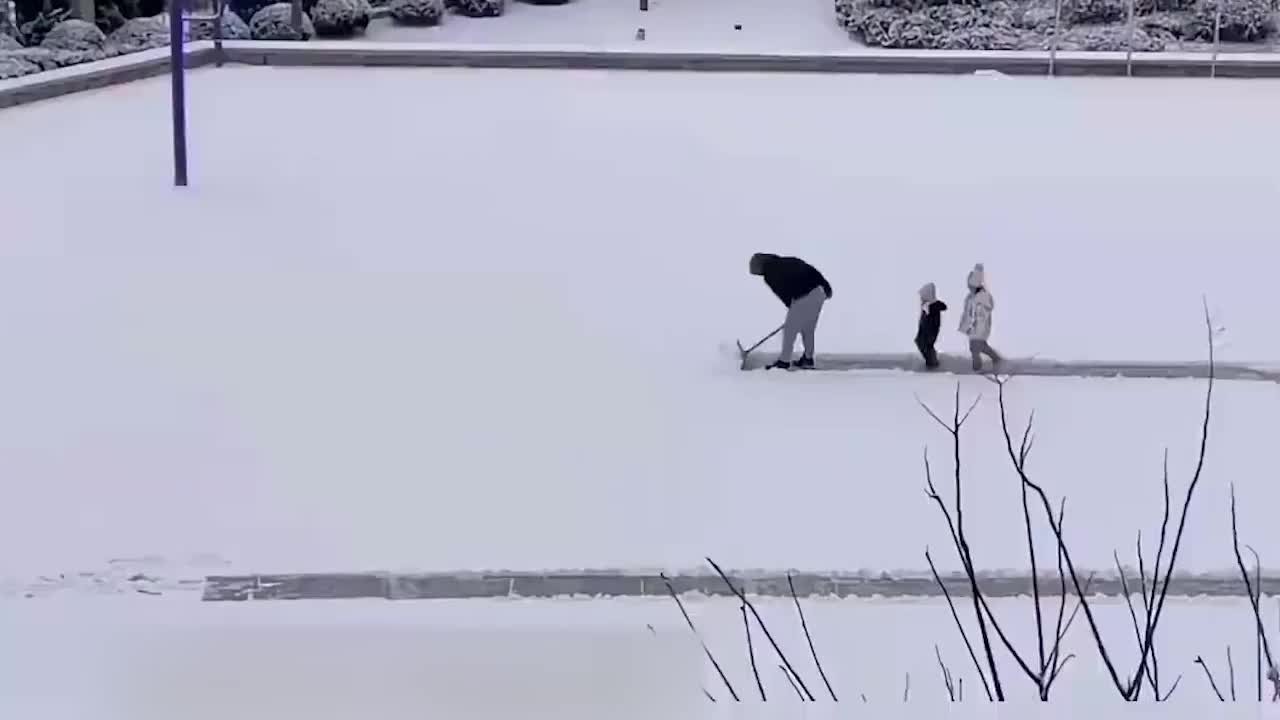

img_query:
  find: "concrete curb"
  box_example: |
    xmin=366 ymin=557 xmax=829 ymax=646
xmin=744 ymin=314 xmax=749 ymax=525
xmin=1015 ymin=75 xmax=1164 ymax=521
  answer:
xmin=5 ymin=39 xmax=1280 ymax=111
xmin=740 ymin=352 xmax=1280 ymax=382
xmin=219 ymin=42 xmax=1280 ymax=77
xmin=0 ymin=44 xmax=215 ymax=110
xmin=202 ymin=571 xmax=1280 ymax=601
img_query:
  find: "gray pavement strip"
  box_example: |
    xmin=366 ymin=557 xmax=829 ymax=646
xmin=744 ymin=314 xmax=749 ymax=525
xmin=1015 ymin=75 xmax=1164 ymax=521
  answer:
xmin=202 ymin=571 xmax=1280 ymax=601
xmin=740 ymin=352 xmax=1280 ymax=382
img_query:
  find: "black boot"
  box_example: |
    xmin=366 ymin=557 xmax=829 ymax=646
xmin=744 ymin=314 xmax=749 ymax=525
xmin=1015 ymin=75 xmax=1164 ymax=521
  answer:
xmin=794 ymin=356 xmax=814 ymax=369
xmin=767 ymin=359 xmax=791 ymax=370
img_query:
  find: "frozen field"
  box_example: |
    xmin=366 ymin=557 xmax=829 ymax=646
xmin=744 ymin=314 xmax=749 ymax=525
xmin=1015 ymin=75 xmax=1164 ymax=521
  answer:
xmin=2 ymin=595 xmax=1278 ymax=711
xmin=0 ymin=67 xmax=1278 ymax=582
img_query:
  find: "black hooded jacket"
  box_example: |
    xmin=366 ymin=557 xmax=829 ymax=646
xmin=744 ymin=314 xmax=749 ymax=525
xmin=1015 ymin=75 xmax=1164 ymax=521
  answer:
xmin=756 ymin=254 xmax=833 ymax=307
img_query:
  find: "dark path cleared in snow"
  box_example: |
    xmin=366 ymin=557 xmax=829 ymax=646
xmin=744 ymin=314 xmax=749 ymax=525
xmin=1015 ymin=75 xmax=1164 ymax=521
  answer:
xmin=739 ymin=352 xmax=1280 ymax=382
xmin=203 ymin=571 xmax=1280 ymax=601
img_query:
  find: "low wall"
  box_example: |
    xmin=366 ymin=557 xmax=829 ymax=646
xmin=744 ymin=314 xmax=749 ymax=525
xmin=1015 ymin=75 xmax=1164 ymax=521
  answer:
xmin=4 ymin=40 xmax=1280 ymax=111
xmin=202 ymin=570 xmax=1280 ymax=601
xmin=221 ymin=41 xmax=1280 ymax=78
xmin=0 ymin=43 xmax=216 ymax=110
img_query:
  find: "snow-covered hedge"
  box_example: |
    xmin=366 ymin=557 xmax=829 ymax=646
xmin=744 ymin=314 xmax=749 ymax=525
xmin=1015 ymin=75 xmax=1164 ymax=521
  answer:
xmin=838 ymin=0 xmax=1274 ymax=48
xmin=311 ymin=0 xmax=371 ymax=36
xmin=0 ymin=32 xmax=22 ymax=50
xmin=0 ymin=9 xmax=16 ymax=40
xmin=1189 ymin=0 xmax=1273 ymax=40
xmin=188 ymin=10 xmax=254 ymax=40
xmin=39 ymin=18 xmax=106 ymax=51
xmin=108 ymin=14 xmax=169 ymax=50
xmin=0 ymin=52 xmax=39 ymax=78
xmin=1048 ymin=25 xmax=1169 ymax=49
xmin=447 ymin=0 xmax=505 ymax=17
xmin=388 ymin=0 xmax=444 ymax=25
xmin=250 ymin=2 xmax=316 ymax=39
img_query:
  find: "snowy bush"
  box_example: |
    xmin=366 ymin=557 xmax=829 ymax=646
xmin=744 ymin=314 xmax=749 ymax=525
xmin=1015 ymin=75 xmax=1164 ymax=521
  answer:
xmin=108 ymin=13 xmax=169 ymax=49
xmin=1044 ymin=24 xmax=1168 ymax=49
xmin=0 ymin=31 xmax=21 ymax=50
xmin=311 ymin=0 xmax=370 ymax=36
xmin=388 ymin=0 xmax=444 ymax=24
xmin=233 ymin=0 xmax=321 ymax=23
xmin=447 ymin=0 xmax=504 ymax=17
xmin=18 ymin=7 xmax=69 ymax=46
xmin=1060 ymin=0 xmax=1126 ymax=24
xmin=250 ymin=2 xmax=315 ymax=39
xmin=0 ymin=8 xmax=16 ymax=40
xmin=843 ymin=3 xmax=1030 ymax=49
xmin=1138 ymin=10 xmax=1195 ymax=35
xmin=1133 ymin=0 xmax=1197 ymax=11
xmin=1187 ymin=0 xmax=1273 ymax=40
xmin=40 ymin=18 xmax=107 ymax=51
xmin=188 ymin=10 xmax=253 ymax=40
xmin=0 ymin=52 xmax=40 ymax=77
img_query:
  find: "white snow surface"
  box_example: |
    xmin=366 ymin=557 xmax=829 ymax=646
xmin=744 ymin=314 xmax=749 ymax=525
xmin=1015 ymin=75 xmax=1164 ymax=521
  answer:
xmin=1 ymin=596 xmax=1277 ymax=710
xmin=363 ymin=0 xmax=857 ymax=53
xmin=1 ymin=67 xmax=1279 ymax=580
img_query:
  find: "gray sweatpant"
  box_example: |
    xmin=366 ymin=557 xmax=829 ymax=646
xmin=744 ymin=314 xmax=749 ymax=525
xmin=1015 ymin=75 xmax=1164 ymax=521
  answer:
xmin=969 ymin=338 xmax=1001 ymax=371
xmin=779 ymin=286 xmax=826 ymax=363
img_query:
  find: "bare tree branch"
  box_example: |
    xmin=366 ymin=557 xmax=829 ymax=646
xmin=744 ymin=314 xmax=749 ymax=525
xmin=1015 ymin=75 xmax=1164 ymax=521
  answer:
xmin=1196 ymin=656 xmax=1226 ymax=701
xmin=926 ymin=547 xmax=993 ymax=700
xmin=779 ymin=665 xmax=803 ymax=701
xmin=787 ymin=572 xmax=837 ymax=701
xmin=1128 ymin=298 xmax=1217 ymax=699
xmin=1228 ymin=645 xmax=1236 ymax=701
xmin=935 ymin=645 xmax=956 ymax=701
xmin=741 ymin=604 xmax=766 ymax=701
xmin=706 ymin=557 xmax=815 ymax=701
xmin=660 ymin=573 xmax=740 ymax=702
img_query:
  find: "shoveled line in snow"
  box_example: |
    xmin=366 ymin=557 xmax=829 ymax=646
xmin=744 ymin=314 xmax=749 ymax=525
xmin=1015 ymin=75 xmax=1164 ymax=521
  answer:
xmin=202 ymin=572 xmax=1280 ymax=601
xmin=740 ymin=353 xmax=1280 ymax=381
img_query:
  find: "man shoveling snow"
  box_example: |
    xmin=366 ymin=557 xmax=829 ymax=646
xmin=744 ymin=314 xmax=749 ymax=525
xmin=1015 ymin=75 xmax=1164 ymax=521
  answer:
xmin=748 ymin=253 xmax=833 ymax=370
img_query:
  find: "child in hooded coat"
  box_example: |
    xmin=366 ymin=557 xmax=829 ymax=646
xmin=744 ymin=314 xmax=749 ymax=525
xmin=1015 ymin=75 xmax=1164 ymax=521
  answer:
xmin=958 ymin=263 xmax=1001 ymax=372
xmin=914 ymin=283 xmax=947 ymax=370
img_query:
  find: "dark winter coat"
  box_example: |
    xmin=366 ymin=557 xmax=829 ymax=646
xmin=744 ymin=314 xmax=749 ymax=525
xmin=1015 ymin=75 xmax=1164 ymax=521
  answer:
xmin=755 ymin=254 xmax=833 ymax=307
xmin=916 ymin=300 xmax=948 ymax=346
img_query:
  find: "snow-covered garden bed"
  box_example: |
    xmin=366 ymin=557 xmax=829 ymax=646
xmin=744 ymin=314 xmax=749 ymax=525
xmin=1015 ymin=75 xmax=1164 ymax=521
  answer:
xmin=836 ymin=0 xmax=1278 ymax=51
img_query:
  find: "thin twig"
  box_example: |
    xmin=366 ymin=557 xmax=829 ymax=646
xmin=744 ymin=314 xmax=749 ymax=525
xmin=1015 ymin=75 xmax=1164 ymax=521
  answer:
xmin=1129 ymin=299 xmax=1217 ymax=699
xmin=779 ymin=665 xmax=804 ymax=700
xmin=903 ymin=672 xmax=911 ymax=702
xmin=920 ymin=394 xmax=1008 ymax=702
xmin=1136 ymin=529 xmax=1161 ymax=695
xmin=706 ymin=557 xmax=815 ymax=701
xmin=935 ymin=645 xmax=956 ymax=701
xmin=1231 ymin=487 xmax=1275 ymax=674
xmin=925 ymin=548 xmax=993 ymax=701
xmin=993 ymin=377 xmax=1126 ymax=697
xmin=1228 ymin=645 xmax=1236 ymax=701
xmin=1115 ymin=552 xmax=1157 ymax=695
xmin=1256 ymin=545 xmax=1263 ymax=702
xmin=741 ymin=604 xmax=766 ymax=701
xmin=660 ymin=573 xmax=740 ymax=702
xmin=1196 ymin=656 xmax=1226 ymax=701
xmin=787 ymin=572 xmax=837 ymax=701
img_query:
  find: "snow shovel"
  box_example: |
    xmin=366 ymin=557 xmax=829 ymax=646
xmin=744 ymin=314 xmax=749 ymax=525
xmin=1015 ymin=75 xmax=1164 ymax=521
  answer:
xmin=735 ymin=325 xmax=784 ymax=370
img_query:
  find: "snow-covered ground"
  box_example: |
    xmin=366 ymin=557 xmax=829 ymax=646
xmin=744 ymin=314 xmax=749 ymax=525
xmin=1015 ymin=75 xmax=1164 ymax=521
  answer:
xmin=1 ymin=67 xmax=1278 ymax=583
xmin=1 ymin=595 xmax=1276 ymax=710
xmin=364 ymin=0 xmax=859 ymax=53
